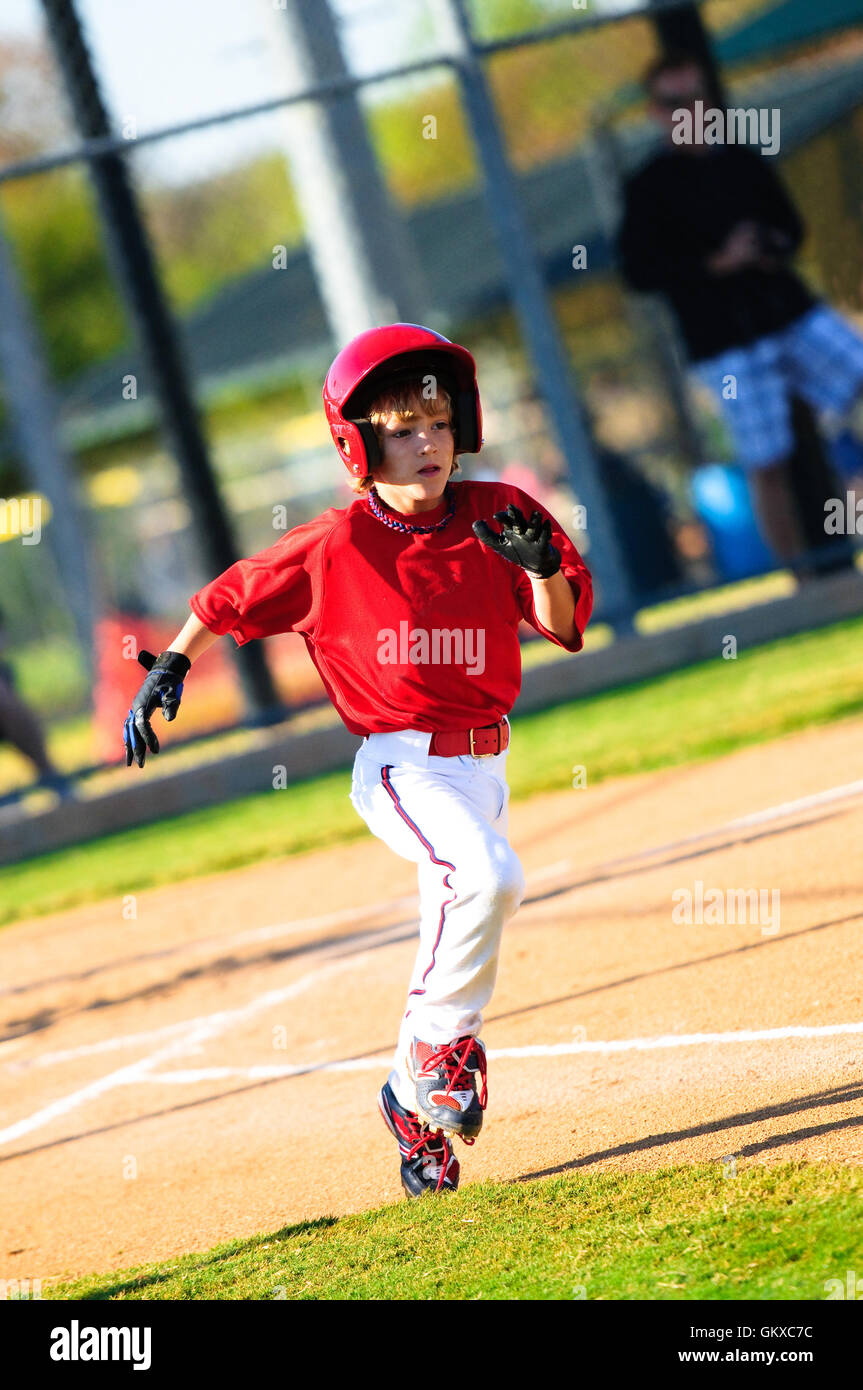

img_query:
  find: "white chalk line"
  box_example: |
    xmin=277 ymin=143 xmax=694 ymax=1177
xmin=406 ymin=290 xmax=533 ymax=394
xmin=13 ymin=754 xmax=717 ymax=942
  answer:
xmin=723 ymin=777 xmax=863 ymax=830
xmin=5 ymin=1018 xmax=211 ymax=1070
xmin=490 ymin=1020 xmax=863 ymax=1055
xmin=94 ymin=1020 xmax=863 ymax=1085
xmin=592 ymin=776 xmax=863 ymax=877
xmin=3 ymin=777 xmax=863 ymax=1148
xmin=0 ymin=953 xmax=365 ymax=1148
xmin=5 ymin=1018 xmax=861 ymax=1144
xmin=4 ymin=1021 xmax=862 ymax=1148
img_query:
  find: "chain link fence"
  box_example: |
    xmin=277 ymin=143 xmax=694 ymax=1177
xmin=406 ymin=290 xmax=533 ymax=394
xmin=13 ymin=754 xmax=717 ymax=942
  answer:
xmin=1 ymin=0 xmax=862 ymax=786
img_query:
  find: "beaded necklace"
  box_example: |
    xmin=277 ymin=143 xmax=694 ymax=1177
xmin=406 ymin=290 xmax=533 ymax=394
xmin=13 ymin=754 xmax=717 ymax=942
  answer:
xmin=367 ymin=484 xmax=457 ymax=535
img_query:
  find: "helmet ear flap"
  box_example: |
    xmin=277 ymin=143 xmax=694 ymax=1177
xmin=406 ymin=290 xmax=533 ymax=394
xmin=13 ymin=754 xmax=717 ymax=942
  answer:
xmin=453 ymin=388 xmax=481 ymax=454
xmin=332 ymin=418 xmax=381 ymax=475
xmin=350 ymin=420 xmax=381 ymax=473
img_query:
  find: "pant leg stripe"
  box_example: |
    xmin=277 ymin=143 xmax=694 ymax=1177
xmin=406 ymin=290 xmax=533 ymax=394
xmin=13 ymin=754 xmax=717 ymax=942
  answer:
xmin=380 ymin=764 xmax=456 ymax=998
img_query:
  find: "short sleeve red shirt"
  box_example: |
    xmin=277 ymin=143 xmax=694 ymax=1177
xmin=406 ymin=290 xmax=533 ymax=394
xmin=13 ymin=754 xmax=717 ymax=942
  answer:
xmin=190 ymin=480 xmax=593 ymax=736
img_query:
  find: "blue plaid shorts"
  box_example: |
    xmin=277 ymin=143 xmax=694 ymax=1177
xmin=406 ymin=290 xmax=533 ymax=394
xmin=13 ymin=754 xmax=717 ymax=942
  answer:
xmin=691 ymin=304 xmax=863 ymax=471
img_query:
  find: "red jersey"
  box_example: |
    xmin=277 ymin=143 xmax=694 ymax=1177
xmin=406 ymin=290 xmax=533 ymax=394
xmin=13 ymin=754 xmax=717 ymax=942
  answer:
xmin=190 ymin=480 xmax=592 ymax=737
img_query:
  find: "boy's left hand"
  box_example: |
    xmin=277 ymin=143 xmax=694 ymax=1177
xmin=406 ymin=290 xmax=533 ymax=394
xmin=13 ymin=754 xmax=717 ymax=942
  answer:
xmin=472 ymin=504 xmax=561 ymax=578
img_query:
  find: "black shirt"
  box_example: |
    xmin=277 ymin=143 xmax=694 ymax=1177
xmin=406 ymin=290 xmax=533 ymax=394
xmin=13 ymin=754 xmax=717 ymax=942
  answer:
xmin=617 ymin=144 xmax=815 ymax=362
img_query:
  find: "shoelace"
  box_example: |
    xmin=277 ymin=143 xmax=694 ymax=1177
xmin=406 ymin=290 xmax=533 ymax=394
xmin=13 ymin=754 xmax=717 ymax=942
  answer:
xmin=404 ymin=1128 xmax=453 ymax=1193
xmin=424 ymin=1035 xmax=488 ymax=1112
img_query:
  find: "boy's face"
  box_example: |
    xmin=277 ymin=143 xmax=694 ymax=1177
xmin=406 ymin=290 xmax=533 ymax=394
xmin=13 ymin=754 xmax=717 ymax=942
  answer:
xmin=373 ymin=402 xmax=455 ymax=505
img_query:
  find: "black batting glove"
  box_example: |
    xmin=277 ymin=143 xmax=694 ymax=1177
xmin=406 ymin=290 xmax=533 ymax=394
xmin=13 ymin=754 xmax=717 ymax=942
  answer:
xmin=123 ymin=649 xmax=191 ymax=768
xmin=472 ymin=503 xmax=561 ymax=579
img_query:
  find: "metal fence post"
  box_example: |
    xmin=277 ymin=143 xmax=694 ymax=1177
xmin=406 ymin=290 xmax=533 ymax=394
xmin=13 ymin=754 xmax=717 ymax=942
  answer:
xmin=40 ymin=0 xmax=282 ymax=720
xmin=271 ymin=0 xmax=425 ymax=339
xmin=0 ymin=207 xmax=95 ymax=681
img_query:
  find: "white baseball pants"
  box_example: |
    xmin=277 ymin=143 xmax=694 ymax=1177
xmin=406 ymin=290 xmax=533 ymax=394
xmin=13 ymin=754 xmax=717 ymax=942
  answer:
xmin=349 ymin=727 xmax=525 ymax=1111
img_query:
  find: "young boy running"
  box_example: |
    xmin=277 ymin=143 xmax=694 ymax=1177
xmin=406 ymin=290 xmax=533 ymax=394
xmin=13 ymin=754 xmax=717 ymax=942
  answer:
xmin=124 ymin=324 xmax=593 ymax=1198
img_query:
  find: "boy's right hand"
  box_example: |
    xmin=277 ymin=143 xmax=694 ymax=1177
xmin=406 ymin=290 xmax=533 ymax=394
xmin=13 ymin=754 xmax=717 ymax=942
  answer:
xmin=123 ymin=649 xmax=191 ymax=768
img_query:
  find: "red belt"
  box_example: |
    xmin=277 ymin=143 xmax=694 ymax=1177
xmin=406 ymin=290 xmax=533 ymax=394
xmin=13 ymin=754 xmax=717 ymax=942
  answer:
xmin=428 ymin=720 xmax=509 ymax=758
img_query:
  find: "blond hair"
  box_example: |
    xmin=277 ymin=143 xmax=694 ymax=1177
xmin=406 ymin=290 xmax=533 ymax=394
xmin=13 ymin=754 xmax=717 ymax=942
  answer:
xmin=347 ymin=376 xmax=460 ymax=494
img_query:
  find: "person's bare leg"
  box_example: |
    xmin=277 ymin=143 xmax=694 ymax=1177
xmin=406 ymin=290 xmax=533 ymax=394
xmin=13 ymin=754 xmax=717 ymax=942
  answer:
xmin=748 ymin=459 xmax=806 ymax=566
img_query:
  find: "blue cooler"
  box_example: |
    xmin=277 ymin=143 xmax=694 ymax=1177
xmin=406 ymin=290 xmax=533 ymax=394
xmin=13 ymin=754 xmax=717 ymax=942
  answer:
xmin=691 ymin=463 xmax=774 ymax=581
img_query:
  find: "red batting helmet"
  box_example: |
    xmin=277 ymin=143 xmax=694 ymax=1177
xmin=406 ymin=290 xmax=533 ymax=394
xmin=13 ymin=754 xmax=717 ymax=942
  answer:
xmin=322 ymin=323 xmax=483 ymax=477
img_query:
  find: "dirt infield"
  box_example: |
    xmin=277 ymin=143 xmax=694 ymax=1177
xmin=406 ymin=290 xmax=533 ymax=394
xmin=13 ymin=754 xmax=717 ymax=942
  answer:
xmin=2 ymin=717 xmax=863 ymax=1284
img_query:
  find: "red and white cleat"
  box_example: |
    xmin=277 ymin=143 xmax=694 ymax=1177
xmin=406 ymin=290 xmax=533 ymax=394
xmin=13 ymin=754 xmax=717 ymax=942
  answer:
xmin=378 ymin=1081 xmax=460 ymax=1198
xmin=407 ymin=1035 xmax=488 ymax=1142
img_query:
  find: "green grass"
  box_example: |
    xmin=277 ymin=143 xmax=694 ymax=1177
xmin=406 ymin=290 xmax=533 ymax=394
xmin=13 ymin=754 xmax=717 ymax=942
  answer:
xmin=635 ymin=570 xmax=795 ymax=633
xmin=45 ymin=1163 xmax=861 ymax=1301
xmin=4 ymin=611 xmax=863 ymax=927
xmin=3 ymin=633 xmax=89 ymax=716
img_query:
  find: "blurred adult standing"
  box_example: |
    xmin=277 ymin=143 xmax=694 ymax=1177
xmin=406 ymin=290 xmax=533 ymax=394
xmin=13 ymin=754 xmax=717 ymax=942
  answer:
xmin=618 ymin=51 xmax=863 ymax=573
